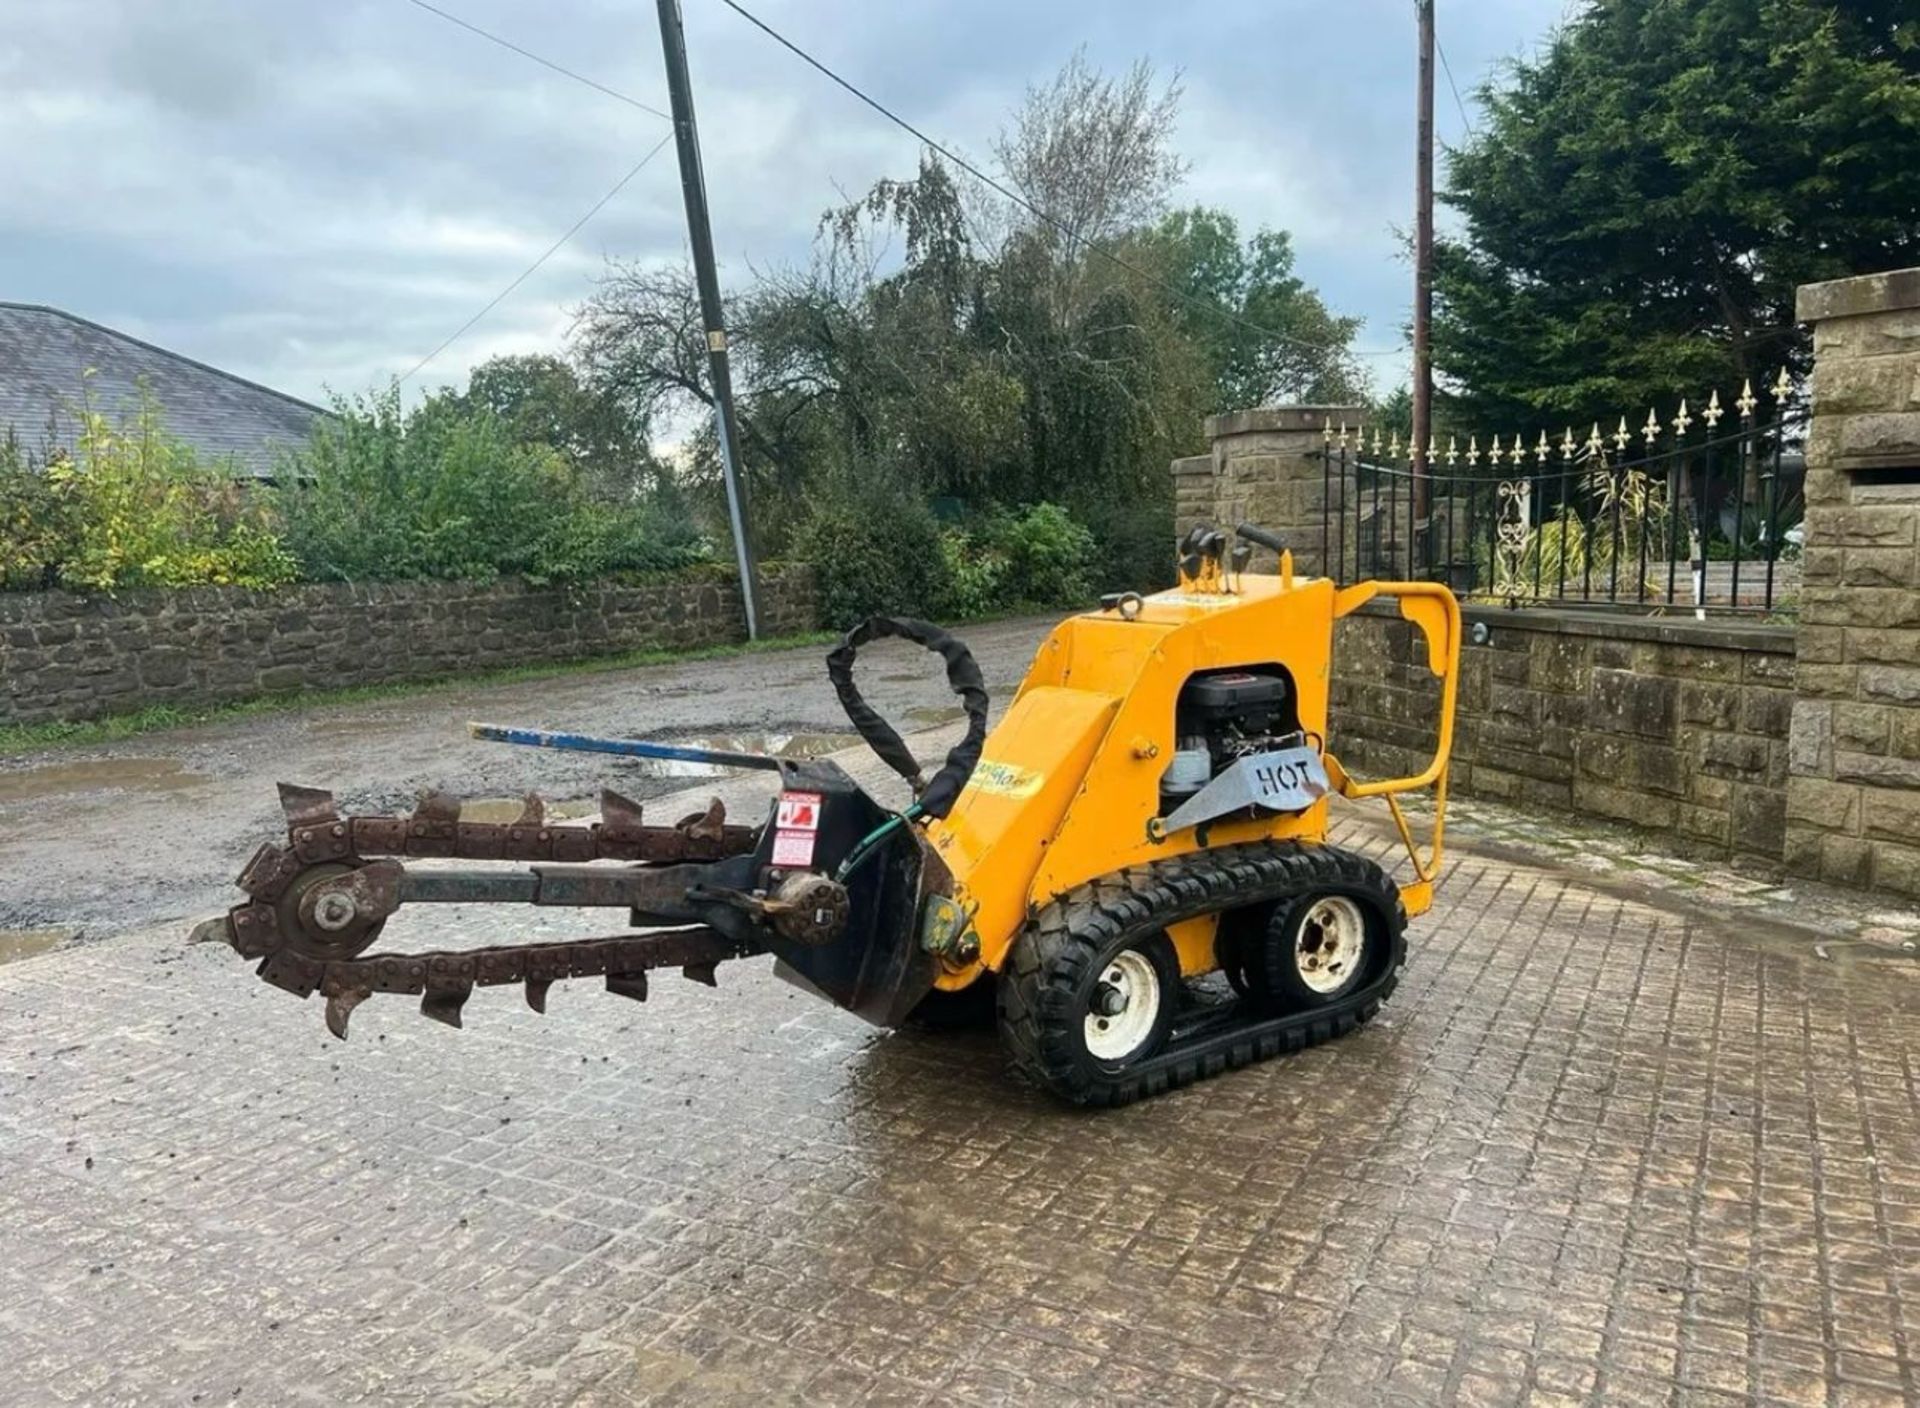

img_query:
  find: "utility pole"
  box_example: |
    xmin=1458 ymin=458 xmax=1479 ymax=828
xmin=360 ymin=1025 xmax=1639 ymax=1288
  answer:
xmin=656 ymin=0 xmax=761 ymax=638
xmin=1412 ymin=0 xmax=1435 ymax=526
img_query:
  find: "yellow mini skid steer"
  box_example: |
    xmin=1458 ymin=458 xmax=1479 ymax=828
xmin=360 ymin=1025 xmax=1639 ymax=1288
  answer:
xmin=193 ymin=523 xmax=1460 ymax=1106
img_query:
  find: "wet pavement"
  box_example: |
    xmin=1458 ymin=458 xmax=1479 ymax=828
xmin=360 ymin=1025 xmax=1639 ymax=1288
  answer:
xmin=4 ymin=619 xmax=1920 ymax=1405
xmin=0 ymin=617 xmax=1047 ymax=939
xmin=4 ymin=774 xmax=1920 ymax=1404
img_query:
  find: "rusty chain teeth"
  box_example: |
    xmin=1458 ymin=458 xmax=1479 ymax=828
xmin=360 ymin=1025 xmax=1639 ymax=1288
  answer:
xmin=268 ymin=785 xmax=759 ymax=868
xmin=204 ymin=783 xmax=769 ymax=1039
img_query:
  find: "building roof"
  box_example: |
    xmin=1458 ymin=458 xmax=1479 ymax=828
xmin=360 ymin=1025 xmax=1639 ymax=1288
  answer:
xmin=0 ymin=302 xmax=327 ymax=480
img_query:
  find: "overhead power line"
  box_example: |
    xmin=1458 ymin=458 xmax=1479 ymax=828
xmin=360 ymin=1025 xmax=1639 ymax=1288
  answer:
xmin=711 ymin=0 xmax=1405 ymax=361
xmin=403 ymin=0 xmax=673 ymax=121
xmin=1435 ymin=37 xmax=1477 ymax=136
xmin=400 ymin=134 xmax=674 ymax=382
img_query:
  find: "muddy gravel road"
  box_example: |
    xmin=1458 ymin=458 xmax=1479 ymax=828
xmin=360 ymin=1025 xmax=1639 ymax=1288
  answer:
xmin=0 ymin=615 xmax=1054 ymax=941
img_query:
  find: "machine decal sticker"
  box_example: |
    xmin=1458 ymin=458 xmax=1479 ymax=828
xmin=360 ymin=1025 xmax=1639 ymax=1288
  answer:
xmin=776 ymin=792 xmax=823 ymax=830
xmin=968 ymin=760 xmax=1043 ymax=799
xmin=1150 ymin=592 xmax=1243 ymax=608
xmin=771 ymin=829 xmax=818 ymax=867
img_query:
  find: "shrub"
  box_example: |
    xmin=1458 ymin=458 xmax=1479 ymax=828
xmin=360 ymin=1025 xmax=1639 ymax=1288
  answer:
xmin=0 ymin=432 xmax=75 ymax=589
xmin=278 ymin=387 xmax=706 ymax=585
xmin=1 ymin=394 xmax=295 ymax=592
xmin=788 ymin=478 xmax=951 ymax=627
xmin=935 ymin=526 xmax=1008 ymax=620
xmin=991 ymin=502 xmax=1096 ymax=607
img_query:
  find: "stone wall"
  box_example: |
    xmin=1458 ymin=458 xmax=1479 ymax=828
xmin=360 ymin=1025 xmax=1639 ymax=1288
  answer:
xmin=1176 ymin=406 xmax=1363 ymax=576
xmin=1331 ymin=604 xmax=1796 ymax=865
xmin=1785 ymin=269 xmax=1920 ymax=899
xmin=0 ymin=568 xmax=818 ymax=727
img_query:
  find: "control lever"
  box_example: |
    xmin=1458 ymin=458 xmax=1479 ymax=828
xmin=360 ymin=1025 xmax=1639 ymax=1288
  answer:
xmin=1234 ymin=522 xmax=1287 ymax=555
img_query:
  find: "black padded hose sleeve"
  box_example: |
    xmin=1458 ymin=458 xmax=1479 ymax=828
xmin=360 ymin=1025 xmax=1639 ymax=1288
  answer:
xmin=825 ymin=616 xmax=990 ymax=820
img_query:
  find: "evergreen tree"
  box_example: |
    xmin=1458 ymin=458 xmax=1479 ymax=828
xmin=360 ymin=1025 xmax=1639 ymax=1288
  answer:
xmin=1435 ymin=0 xmax=1920 ymax=428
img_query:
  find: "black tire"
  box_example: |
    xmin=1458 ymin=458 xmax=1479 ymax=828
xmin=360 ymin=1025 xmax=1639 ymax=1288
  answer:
xmin=997 ymin=843 xmax=1405 ymax=1107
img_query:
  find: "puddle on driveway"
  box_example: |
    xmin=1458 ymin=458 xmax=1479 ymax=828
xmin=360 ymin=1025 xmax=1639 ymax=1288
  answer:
xmin=904 ymin=705 xmax=967 ymax=726
xmin=0 ymin=928 xmax=70 ymax=966
xmin=0 ymin=758 xmax=206 ymax=805
xmin=306 ymin=718 xmax=409 ymax=739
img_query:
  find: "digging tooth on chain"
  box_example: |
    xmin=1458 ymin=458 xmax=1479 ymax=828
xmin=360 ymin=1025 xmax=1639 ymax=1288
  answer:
xmin=421 ymin=982 xmax=474 ymax=1028
xmin=606 ymin=972 xmax=649 ymax=1003
xmin=513 ymin=792 xmax=546 ymax=827
xmin=524 ymin=978 xmax=552 ymax=1014
xmin=681 ymin=961 xmax=719 ymax=987
xmin=325 ymin=987 xmax=372 ymax=1040
xmin=277 ymin=783 xmax=339 ymax=828
xmin=680 ymin=798 xmax=727 ymax=842
xmin=600 ymin=788 xmax=644 ymax=825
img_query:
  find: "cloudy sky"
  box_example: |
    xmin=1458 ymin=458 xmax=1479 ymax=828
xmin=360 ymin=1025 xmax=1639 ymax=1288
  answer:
xmin=0 ymin=0 xmax=1573 ymax=410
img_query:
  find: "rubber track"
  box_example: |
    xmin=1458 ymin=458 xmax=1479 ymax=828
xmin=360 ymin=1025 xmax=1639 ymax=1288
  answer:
xmin=997 ymin=841 xmax=1407 ymax=1107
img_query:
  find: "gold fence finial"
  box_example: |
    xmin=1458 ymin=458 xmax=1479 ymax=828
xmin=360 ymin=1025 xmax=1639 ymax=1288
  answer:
xmin=1510 ymin=435 xmax=1529 ymax=466
xmin=1559 ymin=426 xmax=1576 ymax=460
xmin=1371 ymin=426 xmax=1383 ymax=455
xmin=1586 ymin=422 xmax=1604 ymax=458
xmin=1337 ymin=420 xmax=1349 ymax=449
xmin=1736 ymin=378 xmax=1757 ymax=419
xmin=1487 ymin=433 xmax=1502 ymax=464
xmin=1772 ymin=367 xmax=1793 ymax=403
xmin=1703 ymin=389 xmax=1724 ymax=428
xmin=1614 ymin=416 xmax=1631 ymax=451
xmin=1323 ymin=416 xmax=1333 ymax=443
xmin=1534 ymin=430 xmax=1551 ymax=464
xmin=1428 ymin=434 xmax=1438 ymax=462
xmin=1446 ymin=434 xmax=1459 ymax=466
xmin=1467 ymin=434 xmax=1481 ymax=466
xmin=1672 ymin=398 xmax=1693 ymax=437
xmin=1388 ymin=429 xmax=1402 ymax=457
xmin=1642 ymin=408 xmax=1661 ymax=445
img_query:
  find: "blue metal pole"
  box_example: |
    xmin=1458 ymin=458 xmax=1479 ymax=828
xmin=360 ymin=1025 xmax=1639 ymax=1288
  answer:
xmin=468 ymin=722 xmax=786 ymax=772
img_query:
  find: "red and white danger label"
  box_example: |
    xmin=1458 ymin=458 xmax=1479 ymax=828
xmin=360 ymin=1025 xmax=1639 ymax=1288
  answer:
xmin=776 ymin=791 xmax=823 ymax=831
xmin=771 ymin=829 xmax=817 ymax=867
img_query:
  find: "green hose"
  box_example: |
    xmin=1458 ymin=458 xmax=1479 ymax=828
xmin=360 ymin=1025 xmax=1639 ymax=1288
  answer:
xmin=835 ymin=803 xmax=924 ymax=882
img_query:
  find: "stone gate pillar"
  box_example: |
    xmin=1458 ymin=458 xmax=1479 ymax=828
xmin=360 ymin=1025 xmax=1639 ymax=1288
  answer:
xmin=1172 ymin=406 xmax=1364 ymax=576
xmin=1786 ymin=269 xmax=1920 ymax=900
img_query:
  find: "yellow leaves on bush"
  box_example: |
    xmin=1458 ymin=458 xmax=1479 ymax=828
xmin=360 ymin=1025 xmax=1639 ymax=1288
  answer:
xmin=0 ymin=391 xmax=296 ymax=593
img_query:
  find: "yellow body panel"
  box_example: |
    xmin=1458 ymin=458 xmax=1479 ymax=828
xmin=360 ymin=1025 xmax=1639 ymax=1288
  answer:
xmin=925 ymin=568 xmax=1460 ymax=989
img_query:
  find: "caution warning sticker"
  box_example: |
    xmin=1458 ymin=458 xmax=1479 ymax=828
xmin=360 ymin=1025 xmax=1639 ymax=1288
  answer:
xmin=777 ymin=791 xmax=823 ymax=830
xmin=771 ymin=829 xmax=817 ymax=867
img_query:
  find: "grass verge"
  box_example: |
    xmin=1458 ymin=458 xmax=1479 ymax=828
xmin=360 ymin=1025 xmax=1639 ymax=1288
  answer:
xmin=0 ymin=630 xmax=836 ymax=758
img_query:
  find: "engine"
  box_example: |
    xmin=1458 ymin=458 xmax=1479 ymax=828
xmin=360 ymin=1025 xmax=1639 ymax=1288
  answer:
xmin=1158 ymin=667 xmax=1303 ymax=815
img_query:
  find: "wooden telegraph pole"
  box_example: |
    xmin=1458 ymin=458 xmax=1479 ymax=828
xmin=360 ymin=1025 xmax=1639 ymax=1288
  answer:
xmin=1412 ymin=0 xmax=1435 ymax=527
xmin=656 ymin=0 xmax=762 ymax=638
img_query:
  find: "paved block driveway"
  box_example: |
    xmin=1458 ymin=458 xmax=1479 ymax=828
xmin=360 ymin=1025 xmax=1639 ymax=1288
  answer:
xmin=3 ymin=817 xmax=1917 ymax=1406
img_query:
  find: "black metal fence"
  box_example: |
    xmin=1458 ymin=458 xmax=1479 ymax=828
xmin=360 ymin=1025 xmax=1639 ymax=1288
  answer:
xmin=1317 ymin=385 xmax=1806 ymax=617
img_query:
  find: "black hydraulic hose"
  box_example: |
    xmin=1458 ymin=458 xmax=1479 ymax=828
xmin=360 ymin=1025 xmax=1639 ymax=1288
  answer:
xmin=825 ymin=616 xmax=989 ymax=820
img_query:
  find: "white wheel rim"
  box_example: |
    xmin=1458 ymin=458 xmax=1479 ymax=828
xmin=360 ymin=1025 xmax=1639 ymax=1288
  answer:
xmin=1295 ymin=896 xmax=1367 ymax=995
xmin=1084 ymin=950 xmax=1162 ymax=1062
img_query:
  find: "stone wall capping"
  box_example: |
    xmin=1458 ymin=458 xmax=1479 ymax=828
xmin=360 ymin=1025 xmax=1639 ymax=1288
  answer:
xmin=1202 ymin=405 xmax=1366 ymax=440
xmin=1796 ymin=267 xmax=1920 ymax=323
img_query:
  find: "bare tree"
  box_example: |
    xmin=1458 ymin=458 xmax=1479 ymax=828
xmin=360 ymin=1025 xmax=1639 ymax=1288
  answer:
xmin=993 ymin=50 xmax=1188 ymax=327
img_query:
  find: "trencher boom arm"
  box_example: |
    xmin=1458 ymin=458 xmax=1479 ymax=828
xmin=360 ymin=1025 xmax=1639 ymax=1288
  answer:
xmin=187 ymin=617 xmax=991 ymax=1040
